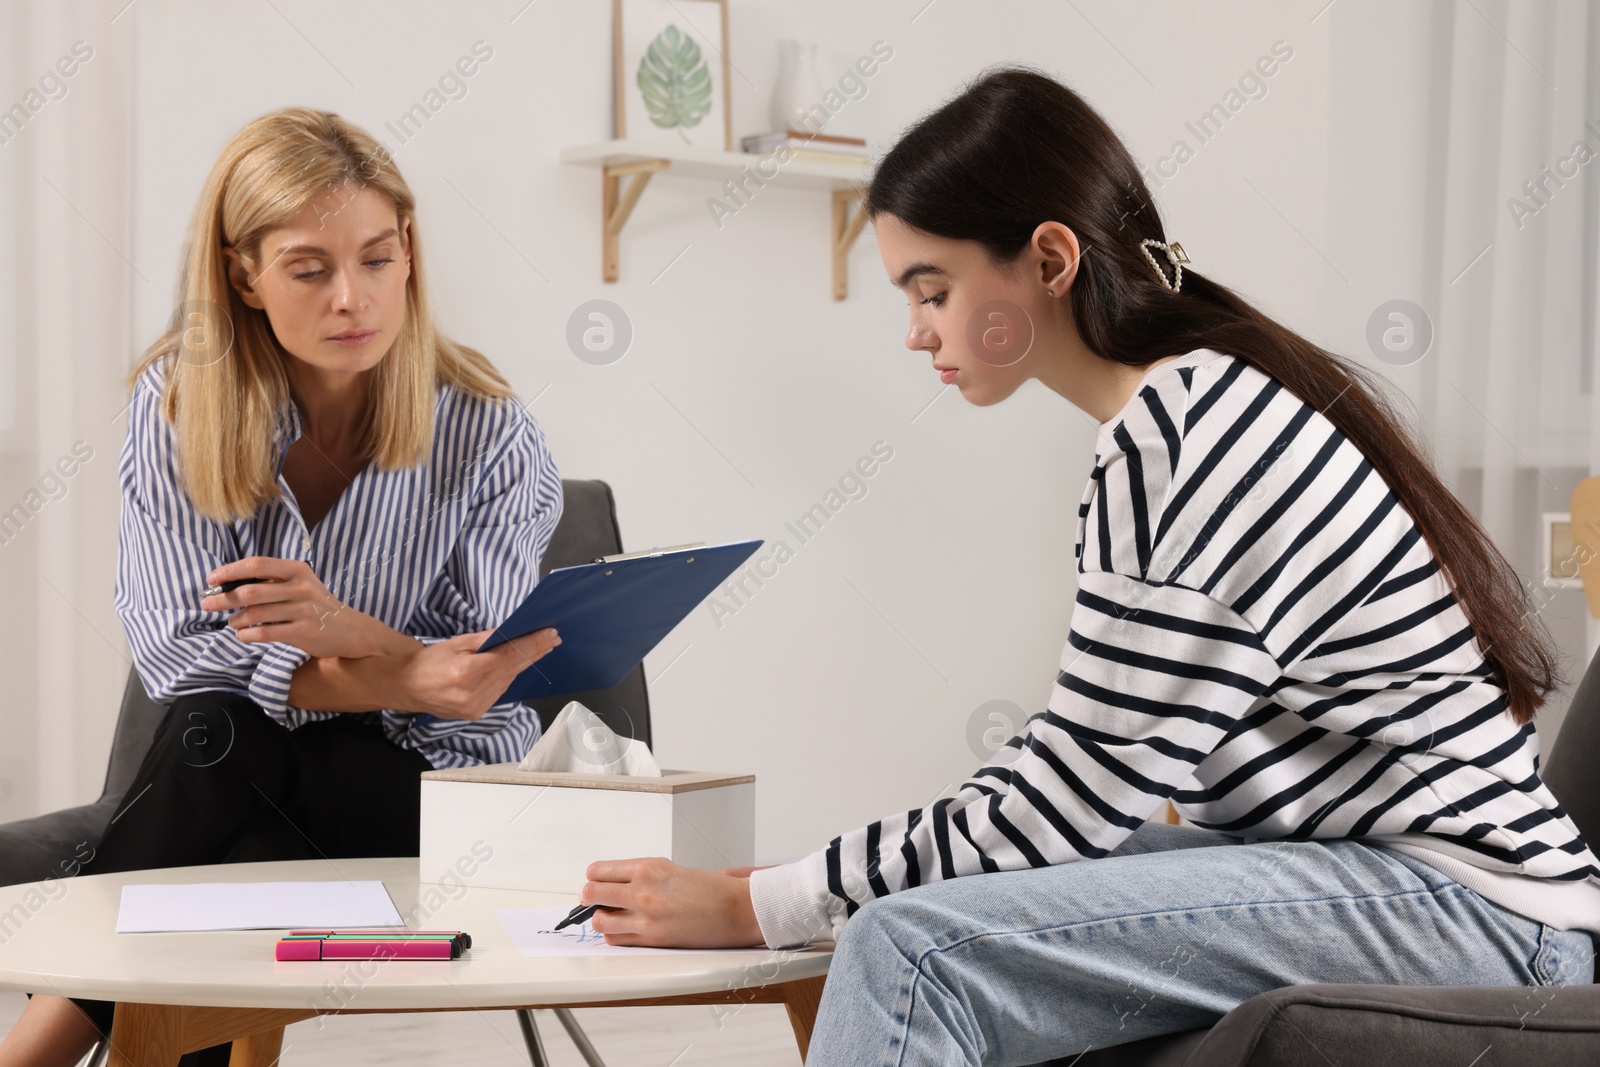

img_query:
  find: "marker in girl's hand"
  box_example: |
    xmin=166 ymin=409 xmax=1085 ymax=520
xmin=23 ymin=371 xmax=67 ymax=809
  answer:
xmin=551 ymin=902 xmax=616 ymax=932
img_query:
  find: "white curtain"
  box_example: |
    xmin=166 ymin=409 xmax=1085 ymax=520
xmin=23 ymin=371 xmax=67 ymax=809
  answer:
xmin=1399 ymin=0 xmax=1600 ymax=745
xmin=0 ymin=3 xmax=135 ymax=819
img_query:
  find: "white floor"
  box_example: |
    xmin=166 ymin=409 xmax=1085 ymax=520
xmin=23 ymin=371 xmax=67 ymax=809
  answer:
xmin=0 ymin=991 xmax=804 ymax=1066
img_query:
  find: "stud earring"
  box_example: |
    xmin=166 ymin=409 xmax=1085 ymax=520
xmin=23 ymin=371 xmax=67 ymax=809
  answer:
xmin=1046 ymin=289 xmax=1054 ymax=297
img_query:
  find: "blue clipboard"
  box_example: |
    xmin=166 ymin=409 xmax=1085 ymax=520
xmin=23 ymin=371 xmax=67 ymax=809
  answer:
xmin=475 ymin=538 xmax=763 ymax=704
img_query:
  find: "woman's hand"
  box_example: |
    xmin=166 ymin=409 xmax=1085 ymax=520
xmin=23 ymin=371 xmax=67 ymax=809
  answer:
xmin=203 ymin=557 xmax=395 ymax=659
xmin=395 ymin=627 xmax=562 ymax=721
xmin=580 ymin=858 xmax=767 ymax=948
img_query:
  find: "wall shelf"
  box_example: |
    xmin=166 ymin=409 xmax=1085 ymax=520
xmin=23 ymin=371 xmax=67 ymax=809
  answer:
xmin=560 ymin=139 xmax=873 ymax=299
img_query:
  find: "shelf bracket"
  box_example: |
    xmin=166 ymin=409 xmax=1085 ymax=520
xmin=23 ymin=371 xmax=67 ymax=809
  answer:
xmin=831 ymin=188 xmax=869 ymax=301
xmin=603 ymin=159 xmax=670 ymax=282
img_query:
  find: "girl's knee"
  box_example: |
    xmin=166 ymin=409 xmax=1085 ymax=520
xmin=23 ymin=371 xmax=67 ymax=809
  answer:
xmin=836 ymin=889 xmax=964 ymax=966
xmin=836 ymin=896 xmax=915 ymax=966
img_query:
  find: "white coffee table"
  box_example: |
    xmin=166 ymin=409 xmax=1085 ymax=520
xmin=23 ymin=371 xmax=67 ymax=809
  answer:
xmin=0 ymin=857 xmax=831 ymax=1066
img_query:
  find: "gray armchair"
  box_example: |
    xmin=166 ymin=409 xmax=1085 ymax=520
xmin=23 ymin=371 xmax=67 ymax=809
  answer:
xmin=1055 ymin=647 xmax=1600 ymax=1067
xmin=0 ymin=478 xmax=651 ymax=1067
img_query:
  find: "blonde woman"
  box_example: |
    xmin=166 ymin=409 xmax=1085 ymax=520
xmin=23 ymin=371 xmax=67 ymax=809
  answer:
xmin=0 ymin=108 xmax=564 ymax=1067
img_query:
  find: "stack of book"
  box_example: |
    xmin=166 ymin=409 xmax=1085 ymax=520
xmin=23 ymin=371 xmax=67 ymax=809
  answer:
xmin=740 ymin=130 xmax=870 ymax=165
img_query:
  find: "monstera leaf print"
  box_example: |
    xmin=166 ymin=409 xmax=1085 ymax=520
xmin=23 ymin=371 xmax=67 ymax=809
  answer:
xmin=636 ymin=24 xmax=713 ymax=142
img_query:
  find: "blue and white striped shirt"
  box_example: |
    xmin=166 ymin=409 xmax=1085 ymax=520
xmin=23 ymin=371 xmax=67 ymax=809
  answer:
xmin=114 ymin=353 xmax=563 ymax=770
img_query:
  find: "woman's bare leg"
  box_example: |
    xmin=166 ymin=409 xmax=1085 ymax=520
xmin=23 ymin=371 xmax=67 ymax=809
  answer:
xmin=0 ymin=994 xmax=101 ymax=1067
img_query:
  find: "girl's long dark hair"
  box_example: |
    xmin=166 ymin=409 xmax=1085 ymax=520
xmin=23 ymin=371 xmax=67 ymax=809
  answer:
xmin=867 ymin=67 xmax=1557 ymax=725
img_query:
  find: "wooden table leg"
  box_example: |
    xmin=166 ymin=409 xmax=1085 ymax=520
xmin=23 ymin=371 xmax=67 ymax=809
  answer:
xmin=106 ymin=1002 xmax=184 ymax=1067
xmin=105 ymin=1003 xmax=310 ymax=1066
xmin=780 ymin=975 xmax=827 ymax=1059
xmin=228 ymin=1025 xmax=285 ymax=1067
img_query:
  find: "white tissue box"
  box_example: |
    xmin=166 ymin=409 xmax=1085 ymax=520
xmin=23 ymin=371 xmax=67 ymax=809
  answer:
xmin=418 ymin=765 xmax=755 ymax=894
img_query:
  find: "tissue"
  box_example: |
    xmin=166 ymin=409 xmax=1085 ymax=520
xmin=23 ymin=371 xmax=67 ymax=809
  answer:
xmin=518 ymin=701 xmax=661 ymax=777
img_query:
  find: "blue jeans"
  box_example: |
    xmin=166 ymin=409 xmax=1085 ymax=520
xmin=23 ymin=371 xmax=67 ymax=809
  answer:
xmin=806 ymin=823 xmax=1596 ymax=1066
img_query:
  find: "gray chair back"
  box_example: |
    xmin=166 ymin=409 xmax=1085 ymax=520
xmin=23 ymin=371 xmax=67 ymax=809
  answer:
xmin=100 ymin=478 xmax=649 ymax=803
xmin=101 ymin=669 xmax=169 ymax=801
xmin=524 ymin=479 xmax=652 ymax=748
xmin=1542 ymin=647 xmax=1600 ymax=854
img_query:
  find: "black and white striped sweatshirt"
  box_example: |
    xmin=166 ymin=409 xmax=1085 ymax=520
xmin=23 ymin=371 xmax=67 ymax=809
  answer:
xmin=750 ymin=348 xmax=1600 ymax=949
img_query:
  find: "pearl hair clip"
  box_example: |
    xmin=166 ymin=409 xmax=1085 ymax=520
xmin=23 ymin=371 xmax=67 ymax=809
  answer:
xmin=1139 ymin=239 xmax=1190 ymax=293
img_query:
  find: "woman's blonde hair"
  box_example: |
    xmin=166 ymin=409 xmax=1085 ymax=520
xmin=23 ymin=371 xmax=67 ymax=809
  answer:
xmin=129 ymin=106 xmax=513 ymax=522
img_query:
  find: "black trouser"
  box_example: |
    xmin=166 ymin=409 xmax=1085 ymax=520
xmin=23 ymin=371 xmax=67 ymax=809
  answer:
xmin=40 ymin=690 xmax=433 ymax=1066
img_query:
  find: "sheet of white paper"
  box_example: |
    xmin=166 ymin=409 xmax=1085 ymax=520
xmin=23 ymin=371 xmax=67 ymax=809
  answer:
xmin=495 ymin=906 xmax=773 ymax=958
xmin=116 ymin=880 xmax=404 ymax=933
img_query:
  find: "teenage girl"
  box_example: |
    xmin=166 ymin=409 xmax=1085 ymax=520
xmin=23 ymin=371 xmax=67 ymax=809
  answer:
xmin=574 ymin=68 xmax=1599 ymax=1065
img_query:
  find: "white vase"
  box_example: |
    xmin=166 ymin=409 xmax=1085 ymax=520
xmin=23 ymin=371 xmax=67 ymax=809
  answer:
xmin=770 ymin=40 xmax=826 ymax=134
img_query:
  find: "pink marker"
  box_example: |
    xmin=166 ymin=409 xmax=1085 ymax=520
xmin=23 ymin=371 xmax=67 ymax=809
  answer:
xmin=275 ymin=930 xmax=470 ymax=961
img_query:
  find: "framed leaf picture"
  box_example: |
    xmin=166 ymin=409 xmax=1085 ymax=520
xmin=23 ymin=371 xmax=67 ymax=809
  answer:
xmin=614 ymin=0 xmax=732 ymax=151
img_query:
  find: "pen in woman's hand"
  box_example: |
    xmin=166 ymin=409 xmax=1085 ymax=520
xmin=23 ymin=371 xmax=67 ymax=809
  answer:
xmin=201 ymin=576 xmax=267 ymax=599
